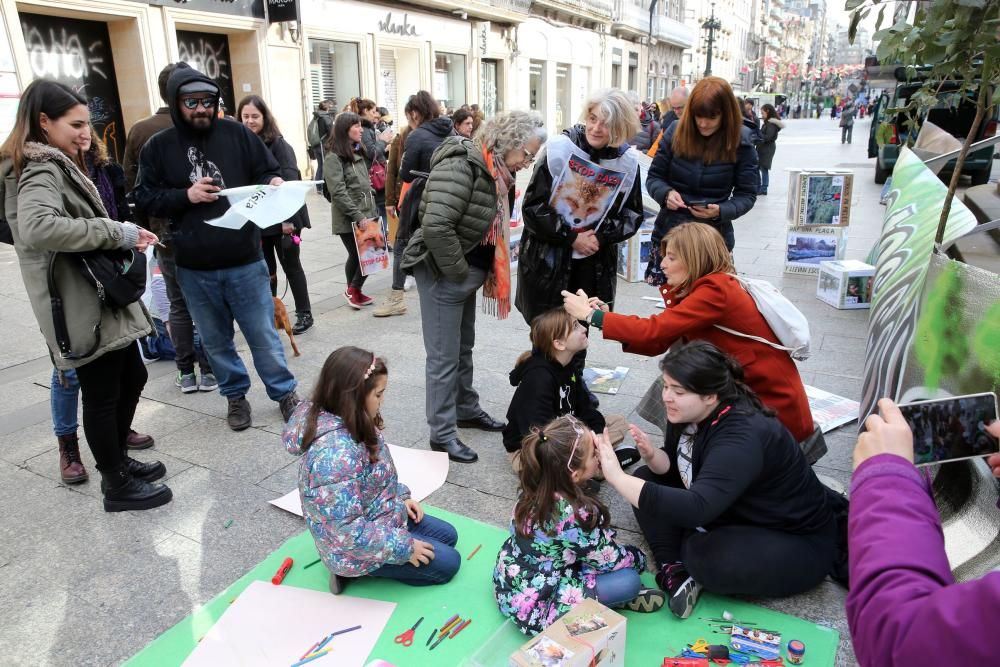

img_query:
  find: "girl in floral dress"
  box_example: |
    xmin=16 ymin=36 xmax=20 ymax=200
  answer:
xmin=283 ymin=346 xmax=461 ymax=594
xmin=493 ymin=415 xmax=664 ymax=634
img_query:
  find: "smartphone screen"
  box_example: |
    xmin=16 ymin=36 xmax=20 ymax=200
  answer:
xmin=898 ymin=392 xmax=999 ymax=466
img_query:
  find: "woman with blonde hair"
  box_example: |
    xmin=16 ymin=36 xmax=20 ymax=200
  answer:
xmin=563 ymin=222 xmax=814 ymax=446
xmin=516 ymin=88 xmax=644 ymax=381
xmin=644 ymin=76 xmax=758 ymax=283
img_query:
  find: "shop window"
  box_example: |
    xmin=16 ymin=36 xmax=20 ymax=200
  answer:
xmin=628 ymin=51 xmax=639 ymax=93
xmin=308 ymin=39 xmax=360 ymax=112
xmin=659 ymin=77 xmax=667 ymax=100
xmin=21 ymin=13 xmax=126 ymax=160
xmin=481 ymin=59 xmax=502 ymax=116
xmin=378 ymin=46 xmax=419 ymax=122
xmin=434 ymin=53 xmax=466 ymax=112
xmin=529 ymin=59 xmax=545 ymax=112
xmin=177 ymin=31 xmax=236 ymax=114
xmin=611 ymin=48 xmax=622 ymax=89
xmin=555 ymin=62 xmax=571 ymax=132
xmin=647 ymin=77 xmax=655 ymax=103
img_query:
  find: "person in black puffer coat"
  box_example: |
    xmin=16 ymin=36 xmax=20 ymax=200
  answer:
xmin=756 ymin=104 xmax=784 ymax=195
xmin=645 ymin=77 xmax=758 ymax=284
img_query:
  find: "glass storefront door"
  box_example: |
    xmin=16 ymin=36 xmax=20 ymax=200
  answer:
xmin=480 ymin=58 xmax=501 ymax=117
xmin=434 ymin=53 xmax=466 ymax=111
xmin=308 ymin=39 xmax=361 ymax=113
xmin=176 ymin=30 xmax=236 ymax=114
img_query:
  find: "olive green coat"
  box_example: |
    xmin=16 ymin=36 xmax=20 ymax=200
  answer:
xmin=401 ymin=137 xmax=498 ymax=282
xmin=324 ymin=150 xmax=377 ymax=235
xmin=1 ymin=143 xmax=152 ymax=370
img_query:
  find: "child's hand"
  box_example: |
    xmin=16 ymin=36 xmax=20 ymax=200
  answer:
xmin=629 ymin=424 xmax=657 ymax=461
xmin=595 ymin=434 xmax=623 ymax=480
xmin=408 ymin=539 xmax=435 ymax=567
xmin=404 ymin=498 xmax=424 ymax=523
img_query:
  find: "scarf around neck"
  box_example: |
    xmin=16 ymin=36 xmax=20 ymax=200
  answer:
xmin=481 ymin=145 xmax=512 ymax=319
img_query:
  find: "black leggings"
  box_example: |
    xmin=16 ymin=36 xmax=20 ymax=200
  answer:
xmin=262 ymin=234 xmax=311 ymax=314
xmin=338 ymin=232 xmax=367 ymax=290
xmin=631 ymin=466 xmax=837 ymax=598
xmin=73 ymin=342 xmax=148 ymax=473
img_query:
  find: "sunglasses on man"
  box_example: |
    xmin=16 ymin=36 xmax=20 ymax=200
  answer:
xmin=181 ymin=97 xmax=218 ymax=110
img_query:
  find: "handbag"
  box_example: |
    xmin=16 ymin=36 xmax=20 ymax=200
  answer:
xmin=369 ymin=159 xmax=387 ymax=191
xmin=75 ymin=248 xmax=147 ymax=309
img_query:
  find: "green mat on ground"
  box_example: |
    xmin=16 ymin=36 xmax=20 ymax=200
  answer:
xmin=125 ymin=507 xmax=839 ymax=666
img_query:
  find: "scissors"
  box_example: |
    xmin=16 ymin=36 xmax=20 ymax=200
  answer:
xmin=394 ymin=617 xmax=424 ymax=647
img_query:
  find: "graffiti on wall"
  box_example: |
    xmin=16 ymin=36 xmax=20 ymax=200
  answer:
xmin=176 ymin=31 xmax=236 ymax=113
xmin=20 ymin=14 xmax=125 ymax=161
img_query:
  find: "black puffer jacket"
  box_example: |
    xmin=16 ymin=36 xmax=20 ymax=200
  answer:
xmin=399 ymin=116 xmax=454 ymax=183
xmin=645 ymin=120 xmax=758 ymax=245
xmin=515 ymin=125 xmax=644 ymax=324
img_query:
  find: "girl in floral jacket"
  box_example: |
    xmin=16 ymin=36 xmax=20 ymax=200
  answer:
xmin=493 ymin=415 xmax=664 ymax=634
xmin=283 ymin=346 xmax=461 ymax=593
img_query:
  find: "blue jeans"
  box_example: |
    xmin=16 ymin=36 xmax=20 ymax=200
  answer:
xmin=594 ymin=568 xmax=642 ymax=607
xmin=368 ymin=514 xmax=461 ymax=586
xmin=51 ymin=367 xmax=80 ymax=437
xmin=175 ymin=260 xmax=297 ymax=401
xmin=759 ymin=168 xmax=770 ymax=191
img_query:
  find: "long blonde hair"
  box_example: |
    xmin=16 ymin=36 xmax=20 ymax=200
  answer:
xmin=661 ymin=222 xmax=735 ymax=295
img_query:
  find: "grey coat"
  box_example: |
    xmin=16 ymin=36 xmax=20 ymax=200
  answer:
xmin=1 ymin=143 xmax=152 ymax=370
xmin=324 ymin=149 xmax=377 ymax=235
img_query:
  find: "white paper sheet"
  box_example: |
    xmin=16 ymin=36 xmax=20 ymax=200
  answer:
xmin=181 ymin=581 xmax=395 ymax=667
xmin=270 ymin=444 xmax=449 ymax=517
xmin=205 ymin=180 xmax=321 ymax=229
xmin=805 ymin=384 xmax=860 ymax=433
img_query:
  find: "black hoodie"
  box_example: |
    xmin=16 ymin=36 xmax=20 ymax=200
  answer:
xmin=398 ymin=116 xmax=454 ymax=183
xmin=133 ymin=63 xmax=281 ymax=270
xmin=502 ymin=351 xmax=606 ymax=453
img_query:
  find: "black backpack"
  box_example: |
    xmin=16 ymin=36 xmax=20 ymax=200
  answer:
xmin=397 ymin=171 xmax=429 ymax=239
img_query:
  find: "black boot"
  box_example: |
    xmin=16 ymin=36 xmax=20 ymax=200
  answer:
xmin=101 ymin=466 xmax=173 ymax=512
xmin=101 ymin=454 xmax=166 ymax=492
xmin=292 ymin=312 xmax=314 ymax=335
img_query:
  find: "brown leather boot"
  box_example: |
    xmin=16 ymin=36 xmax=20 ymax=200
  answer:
xmin=58 ymin=433 xmax=88 ymax=484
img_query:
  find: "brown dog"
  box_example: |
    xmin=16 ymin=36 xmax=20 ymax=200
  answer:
xmin=272 ymin=296 xmax=300 ymax=357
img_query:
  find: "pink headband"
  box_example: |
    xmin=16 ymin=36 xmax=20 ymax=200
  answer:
xmin=363 ymin=354 xmax=377 ymax=380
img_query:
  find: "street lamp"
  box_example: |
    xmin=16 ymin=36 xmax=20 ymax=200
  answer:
xmin=702 ymin=2 xmax=723 ymax=77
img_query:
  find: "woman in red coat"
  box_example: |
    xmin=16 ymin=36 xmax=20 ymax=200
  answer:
xmin=562 ymin=222 xmax=813 ymax=443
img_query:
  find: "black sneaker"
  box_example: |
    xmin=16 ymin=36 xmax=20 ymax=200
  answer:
xmin=292 ymin=312 xmax=314 ymax=335
xmin=279 ymin=391 xmax=301 ymax=422
xmin=614 ymin=444 xmax=641 ymax=468
xmin=656 ymin=562 xmax=702 ymax=619
xmin=624 ymin=587 xmax=666 ymax=613
xmin=227 ymin=396 xmax=252 ymax=431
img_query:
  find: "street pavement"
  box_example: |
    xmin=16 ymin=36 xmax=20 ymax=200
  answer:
xmin=0 ymin=115 xmax=984 ymax=666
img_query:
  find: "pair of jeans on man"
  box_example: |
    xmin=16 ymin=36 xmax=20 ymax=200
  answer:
xmin=175 ymin=259 xmax=296 ymax=402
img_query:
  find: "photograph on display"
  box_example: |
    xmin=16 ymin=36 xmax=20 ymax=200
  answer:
xmin=550 ymin=154 xmax=625 ymax=235
xmin=564 ymin=611 xmax=608 ymax=637
xmin=785 ymin=230 xmax=843 ymax=271
xmin=583 ymin=366 xmax=630 ymax=394
xmin=900 ymin=393 xmax=999 ymax=466
xmin=353 ymin=217 xmax=390 ymax=276
xmin=844 ymin=275 xmax=872 ymax=305
xmin=524 ymin=635 xmax=575 ymax=667
xmin=801 ymin=174 xmax=846 ymax=226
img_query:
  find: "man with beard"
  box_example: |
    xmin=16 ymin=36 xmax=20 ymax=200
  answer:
xmin=134 ymin=63 xmax=300 ymax=431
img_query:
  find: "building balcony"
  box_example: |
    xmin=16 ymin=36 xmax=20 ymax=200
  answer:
xmin=611 ymin=0 xmax=649 ymax=39
xmin=653 ymin=13 xmax=694 ymax=48
xmin=408 ymin=0 xmax=533 ymax=22
xmin=533 ymin=0 xmax=614 ymax=25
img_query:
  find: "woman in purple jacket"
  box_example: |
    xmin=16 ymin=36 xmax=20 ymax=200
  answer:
xmin=847 ymin=398 xmax=1000 ymax=666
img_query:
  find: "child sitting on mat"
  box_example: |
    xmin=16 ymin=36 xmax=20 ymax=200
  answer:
xmin=504 ymin=308 xmax=639 ymax=475
xmin=283 ymin=345 xmax=461 ymax=594
xmin=493 ymin=414 xmax=664 ymax=634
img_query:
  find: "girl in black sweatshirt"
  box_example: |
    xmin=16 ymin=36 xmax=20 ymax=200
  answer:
xmin=503 ymin=308 xmax=638 ymax=471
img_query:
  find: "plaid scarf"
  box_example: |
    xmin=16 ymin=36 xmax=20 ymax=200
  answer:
xmin=480 ymin=146 xmax=512 ymax=319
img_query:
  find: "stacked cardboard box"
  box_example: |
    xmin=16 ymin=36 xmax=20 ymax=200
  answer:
xmin=783 ymin=170 xmax=853 ymax=275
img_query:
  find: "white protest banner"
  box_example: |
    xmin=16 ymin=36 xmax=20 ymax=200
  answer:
xmin=205 ymin=180 xmax=321 ymax=229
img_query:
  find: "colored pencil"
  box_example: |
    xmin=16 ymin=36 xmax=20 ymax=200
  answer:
xmin=426 ymin=627 xmax=438 ymax=646
xmin=303 ymin=558 xmax=323 ymax=569
xmin=299 ymin=640 xmax=321 ymax=661
xmin=466 ymin=544 xmax=482 ymax=560
xmin=448 ymin=619 xmax=472 ymax=639
xmin=291 ymin=647 xmax=332 ymax=667
xmin=439 ymin=617 xmax=461 ymax=636
xmin=330 ymin=625 xmax=362 ymax=638
xmin=429 ymin=633 xmax=448 ymax=651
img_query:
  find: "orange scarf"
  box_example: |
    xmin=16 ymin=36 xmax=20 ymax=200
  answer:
xmin=480 ymin=145 xmax=512 ymax=319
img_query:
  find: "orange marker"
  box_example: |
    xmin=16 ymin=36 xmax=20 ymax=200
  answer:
xmin=466 ymin=544 xmax=482 ymax=561
xmin=272 ymin=557 xmax=293 ymax=585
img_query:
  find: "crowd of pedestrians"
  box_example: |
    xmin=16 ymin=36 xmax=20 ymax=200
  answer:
xmin=3 ymin=60 xmax=998 ymax=665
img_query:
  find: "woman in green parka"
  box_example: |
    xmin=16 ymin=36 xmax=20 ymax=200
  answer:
xmin=325 ymin=111 xmax=379 ymax=309
xmin=0 ymin=80 xmax=172 ymax=512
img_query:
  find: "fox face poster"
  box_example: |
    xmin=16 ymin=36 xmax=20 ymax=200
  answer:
xmin=354 ymin=217 xmax=390 ymax=276
xmin=550 ymin=154 xmax=625 ymax=236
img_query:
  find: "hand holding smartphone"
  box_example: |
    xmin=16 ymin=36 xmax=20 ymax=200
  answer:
xmin=897 ymin=392 xmax=999 ymax=466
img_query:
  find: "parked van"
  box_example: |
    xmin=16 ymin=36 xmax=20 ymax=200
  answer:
xmin=868 ymin=72 xmax=997 ymax=185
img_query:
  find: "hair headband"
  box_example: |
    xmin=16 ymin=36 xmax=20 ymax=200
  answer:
xmin=363 ymin=354 xmax=377 ymax=380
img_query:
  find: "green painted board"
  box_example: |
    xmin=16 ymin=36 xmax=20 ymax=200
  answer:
xmin=126 ymin=507 xmax=839 ymax=666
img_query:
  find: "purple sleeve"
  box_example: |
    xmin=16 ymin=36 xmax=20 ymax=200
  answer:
xmin=846 ymin=453 xmax=1000 ymax=665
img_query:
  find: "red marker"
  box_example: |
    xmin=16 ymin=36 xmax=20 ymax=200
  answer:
xmin=272 ymin=557 xmax=293 ymax=585
xmin=449 ymin=619 xmax=472 ymax=639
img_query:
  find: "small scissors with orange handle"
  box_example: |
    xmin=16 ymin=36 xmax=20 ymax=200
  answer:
xmin=394 ymin=617 xmax=424 ymax=647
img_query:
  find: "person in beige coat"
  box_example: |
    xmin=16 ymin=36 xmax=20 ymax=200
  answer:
xmin=0 ymin=80 xmax=172 ymax=512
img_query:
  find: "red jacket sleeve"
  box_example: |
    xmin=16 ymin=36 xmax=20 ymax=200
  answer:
xmin=601 ymin=278 xmax=729 ymax=356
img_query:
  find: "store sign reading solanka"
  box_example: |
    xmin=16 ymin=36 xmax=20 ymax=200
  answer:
xmin=378 ymin=12 xmax=418 ymax=37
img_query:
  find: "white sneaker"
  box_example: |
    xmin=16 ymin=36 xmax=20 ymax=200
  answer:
xmin=403 ymin=275 xmax=416 ymax=291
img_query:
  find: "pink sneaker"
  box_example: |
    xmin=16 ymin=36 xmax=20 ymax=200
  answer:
xmin=355 ymin=289 xmax=374 ymax=306
xmin=344 ymin=287 xmax=363 ymax=310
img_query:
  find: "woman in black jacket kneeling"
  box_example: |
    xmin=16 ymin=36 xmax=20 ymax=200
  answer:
xmin=595 ymin=340 xmax=837 ymax=620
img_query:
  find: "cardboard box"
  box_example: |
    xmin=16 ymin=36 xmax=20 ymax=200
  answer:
xmin=816 ymin=259 xmax=875 ymax=309
xmin=784 ymin=227 xmax=847 ymax=275
xmin=617 ymin=227 xmax=654 ymax=283
xmin=786 ymin=170 xmax=853 ymax=227
xmin=510 ymin=599 xmax=626 ymax=667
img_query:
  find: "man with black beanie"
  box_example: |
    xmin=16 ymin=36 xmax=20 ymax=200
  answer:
xmin=134 ymin=63 xmax=300 ymax=431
